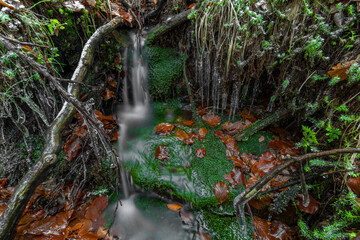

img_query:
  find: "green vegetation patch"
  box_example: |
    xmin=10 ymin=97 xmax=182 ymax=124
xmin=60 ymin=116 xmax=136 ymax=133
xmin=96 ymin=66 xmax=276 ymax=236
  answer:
xmin=146 ymin=46 xmax=184 ymax=99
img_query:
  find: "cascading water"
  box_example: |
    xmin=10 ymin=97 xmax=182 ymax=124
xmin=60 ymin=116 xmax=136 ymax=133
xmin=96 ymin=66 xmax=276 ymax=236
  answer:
xmin=111 ymin=31 xmax=189 ymax=240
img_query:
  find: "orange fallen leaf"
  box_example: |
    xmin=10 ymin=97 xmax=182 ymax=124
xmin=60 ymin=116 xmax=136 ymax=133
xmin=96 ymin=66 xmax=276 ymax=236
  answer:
xmin=183 ymin=120 xmax=194 ymax=126
xmin=175 ymin=129 xmax=198 ymax=145
xmin=202 ymin=111 xmax=221 ymax=127
xmin=348 ymin=176 xmax=360 ymax=196
xmin=295 ymin=194 xmax=319 ymax=214
xmin=195 ymin=148 xmax=206 ymax=158
xmin=155 ymin=123 xmax=175 ymax=135
xmin=0 ymin=178 xmax=7 ymax=188
xmin=198 ymin=127 xmax=208 ymax=140
xmin=101 ymin=88 xmax=116 ymax=101
xmin=167 ymin=204 xmax=182 ymax=211
xmin=213 ymin=181 xmax=229 ymax=205
xmin=259 ymin=136 xmax=265 ymax=142
xmin=155 ymin=145 xmax=170 ymax=161
xmin=328 ymin=60 xmax=355 ymax=81
xmin=187 ymin=3 xmax=196 ymax=10
xmin=64 ymin=136 xmax=82 ymax=162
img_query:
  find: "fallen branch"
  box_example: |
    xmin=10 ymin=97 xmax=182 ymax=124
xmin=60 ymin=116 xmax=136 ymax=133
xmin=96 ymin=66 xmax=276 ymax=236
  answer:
xmin=0 ymin=17 xmax=123 ymax=240
xmin=234 ymin=108 xmax=289 ymax=141
xmin=144 ymin=0 xmax=168 ymax=22
xmin=233 ymin=147 xmax=360 ymax=235
xmin=146 ymin=8 xmax=192 ymax=45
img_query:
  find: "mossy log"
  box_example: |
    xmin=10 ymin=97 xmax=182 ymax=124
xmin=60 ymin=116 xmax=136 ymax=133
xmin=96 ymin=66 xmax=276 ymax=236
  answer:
xmin=234 ymin=108 xmax=289 ymax=142
xmin=0 ymin=17 xmax=123 ymax=240
xmin=146 ymin=8 xmax=192 ymax=45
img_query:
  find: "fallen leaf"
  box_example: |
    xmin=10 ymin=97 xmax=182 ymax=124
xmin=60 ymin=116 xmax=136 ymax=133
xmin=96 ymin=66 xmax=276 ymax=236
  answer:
xmin=195 ymin=148 xmax=206 ymax=158
xmin=113 ymin=9 xmax=135 ymax=24
xmin=175 ymin=129 xmax=198 ymax=145
xmin=240 ymin=152 xmax=257 ymax=165
xmin=249 ymin=196 xmax=272 ymax=210
xmin=202 ymin=111 xmax=221 ymax=127
xmin=220 ymin=135 xmax=239 ymax=157
xmin=230 ymin=156 xmax=250 ymax=172
xmin=187 ymin=3 xmax=196 ymax=10
xmin=64 ymin=136 xmax=82 ymax=162
xmin=328 ymin=60 xmax=356 ymax=81
xmin=94 ymin=110 xmax=117 ymax=129
xmin=198 ymin=127 xmax=208 ymax=140
xmin=295 ymin=194 xmax=319 ymax=214
xmin=101 ymin=88 xmax=116 ymax=101
xmin=222 ymin=121 xmax=245 ymax=135
xmin=155 ymin=145 xmax=170 ymax=161
xmin=213 ymin=181 xmax=229 ymax=205
xmin=259 ymin=136 xmax=265 ymax=142
xmin=155 ymin=123 xmax=175 ymax=135
xmin=348 ymin=176 xmax=360 ymax=196
xmin=253 ymin=216 xmax=272 ymax=240
xmin=0 ymin=178 xmax=7 ymax=188
xmin=214 ymin=130 xmax=225 ymax=137
xmin=251 ymin=159 xmax=277 ymax=177
xmin=223 ymin=167 xmax=245 ymax=186
xmin=197 ymin=106 xmax=208 ymax=116
xmin=107 ymin=74 xmax=117 ymax=88
xmin=270 ymin=220 xmax=297 ymax=239
xmin=75 ymin=125 xmax=88 ymax=138
xmin=85 ymin=0 xmax=96 ymax=7
xmin=167 ymin=204 xmax=182 ymax=211
xmin=258 ymin=151 xmax=276 ymax=162
xmin=183 ymin=120 xmax=194 ymax=126
xmin=270 ymin=175 xmax=291 ymax=188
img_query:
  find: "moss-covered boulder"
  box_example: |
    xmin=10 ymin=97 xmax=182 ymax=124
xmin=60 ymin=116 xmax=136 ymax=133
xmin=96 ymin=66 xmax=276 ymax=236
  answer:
xmin=146 ymin=46 xmax=184 ymax=99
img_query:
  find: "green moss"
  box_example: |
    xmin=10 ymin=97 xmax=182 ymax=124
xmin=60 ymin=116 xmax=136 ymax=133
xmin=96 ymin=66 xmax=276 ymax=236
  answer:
xmin=146 ymin=46 xmax=184 ymax=99
xmin=200 ymin=210 xmax=253 ymax=240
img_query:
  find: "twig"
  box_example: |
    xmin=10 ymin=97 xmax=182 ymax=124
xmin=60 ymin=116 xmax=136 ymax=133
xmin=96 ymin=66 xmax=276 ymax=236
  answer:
xmin=1 ymin=34 xmax=50 ymax=48
xmin=56 ymin=78 xmax=100 ymax=88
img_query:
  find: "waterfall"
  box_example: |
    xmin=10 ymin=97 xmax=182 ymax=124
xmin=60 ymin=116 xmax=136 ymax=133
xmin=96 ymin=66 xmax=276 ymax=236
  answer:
xmin=116 ymin=31 xmax=150 ymax=198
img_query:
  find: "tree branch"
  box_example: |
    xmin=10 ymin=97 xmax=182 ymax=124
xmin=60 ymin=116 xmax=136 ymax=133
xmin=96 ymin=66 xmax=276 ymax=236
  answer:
xmin=233 ymin=147 xmax=360 ymax=234
xmin=0 ymin=17 xmax=123 ymax=240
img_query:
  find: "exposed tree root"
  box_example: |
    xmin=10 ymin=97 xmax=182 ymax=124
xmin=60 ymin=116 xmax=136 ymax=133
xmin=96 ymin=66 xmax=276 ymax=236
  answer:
xmin=0 ymin=17 xmax=123 ymax=240
xmin=233 ymin=147 xmax=360 ymax=235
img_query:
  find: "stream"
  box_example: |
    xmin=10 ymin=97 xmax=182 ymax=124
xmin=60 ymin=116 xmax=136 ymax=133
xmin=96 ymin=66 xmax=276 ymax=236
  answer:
xmin=110 ymin=31 xmax=193 ymax=240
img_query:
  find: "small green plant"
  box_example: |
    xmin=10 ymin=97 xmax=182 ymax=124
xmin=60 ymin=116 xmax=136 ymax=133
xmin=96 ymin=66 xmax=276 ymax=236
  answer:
xmin=325 ymin=124 xmax=341 ymax=143
xmin=300 ymin=125 xmax=319 ymax=152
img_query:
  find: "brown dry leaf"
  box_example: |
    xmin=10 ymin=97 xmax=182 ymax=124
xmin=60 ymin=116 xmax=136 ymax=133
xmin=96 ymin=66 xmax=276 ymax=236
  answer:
xmin=258 ymin=151 xmax=276 ymax=162
xmin=222 ymin=121 xmax=245 ymax=135
xmin=195 ymin=148 xmax=206 ymax=158
xmin=259 ymin=136 xmax=265 ymax=142
xmin=214 ymin=130 xmax=225 ymax=138
xmin=183 ymin=120 xmax=194 ymax=126
xmin=240 ymin=152 xmax=257 ymax=165
xmin=328 ymin=60 xmax=355 ymax=81
xmin=115 ymin=9 xmax=135 ymax=24
xmin=296 ymin=194 xmax=319 ymax=214
xmin=155 ymin=123 xmax=175 ymax=135
xmin=249 ymin=196 xmax=272 ymax=210
xmin=167 ymin=204 xmax=182 ymax=211
xmin=240 ymin=109 xmax=257 ymax=123
xmin=251 ymin=159 xmax=277 ymax=177
xmin=253 ymin=216 xmax=273 ymax=240
xmin=213 ymin=181 xmax=229 ymax=205
xmin=220 ymin=135 xmax=239 ymax=158
xmin=84 ymin=196 xmax=108 ymax=221
xmin=230 ymin=156 xmax=250 ymax=172
xmin=198 ymin=127 xmax=208 ymax=140
xmin=64 ymin=137 xmax=82 ymax=162
xmin=223 ymin=167 xmax=245 ymax=186
xmin=94 ymin=110 xmax=118 ymax=129
xmin=202 ymin=111 xmax=221 ymax=127
xmin=75 ymin=125 xmax=88 ymax=138
xmin=155 ymin=145 xmax=170 ymax=161
xmin=0 ymin=178 xmax=7 ymax=188
xmin=270 ymin=220 xmax=298 ymax=239
xmin=197 ymin=106 xmax=208 ymax=116
xmin=175 ymin=129 xmax=198 ymax=145
xmin=101 ymin=88 xmax=116 ymax=101
xmin=348 ymin=176 xmax=360 ymax=196
xmin=107 ymin=74 xmax=117 ymax=88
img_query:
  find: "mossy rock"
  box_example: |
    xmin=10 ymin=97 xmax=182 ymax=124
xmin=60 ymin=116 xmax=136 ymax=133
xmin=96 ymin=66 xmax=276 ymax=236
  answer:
xmin=125 ymin=103 xmax=273 ymax=211
xmin=146 ymin=46 xmax=184 ymax=99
